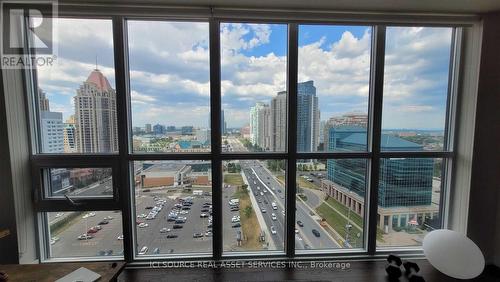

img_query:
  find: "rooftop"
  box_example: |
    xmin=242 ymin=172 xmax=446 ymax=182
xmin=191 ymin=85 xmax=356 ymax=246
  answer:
xmin=86 ymin=69 xmax=113 ymax=92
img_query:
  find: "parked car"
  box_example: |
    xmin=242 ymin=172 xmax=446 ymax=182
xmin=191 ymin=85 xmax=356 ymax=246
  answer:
xmin=312 ymin=229 xmax=320 ymax=237
xmin=87 ymin=227 xmax=99 ymax=234
xmin=193 ymin=233 xmax=204 ymax=238
xmin=117 ymin=235 xmax=124 ymax=240
xmin=138 ymin=246 xmax=148 ymax=255
xmin=138 ymin=223 xmax=148 ymax=228
xmin=297 ymin=221 xmax=304 ymax=227
xmin=172 ymin=224 xmax=183 ymax=229
xmin=50 ymin=237 xmax=59 ymax=245
xmin=160 ymin=228 xmax=171 ymax=233
xmin=98 ymin=220 xmax=109 ymax=225
xmin=77 ymin=234 xmax=93 ymax=240
xmin=166 ymin=234 xmax=178 ymax=239
xmin=232 ymin=222 xmax=241 ymax=228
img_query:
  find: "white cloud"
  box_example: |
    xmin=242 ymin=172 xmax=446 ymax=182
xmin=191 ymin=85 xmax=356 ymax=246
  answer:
xmin=221 ymin=23 xmax=271 ymax=52
xmin=298 ymin=29 xmax=372 ymax=100
xmin=131 ymin=90 xmax=156 ymax=104
xmin=37 ymin=20 xmax=453 ymax=130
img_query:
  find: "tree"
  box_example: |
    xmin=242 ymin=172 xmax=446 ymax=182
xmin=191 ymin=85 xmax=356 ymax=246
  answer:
xmin=243 ymin=206 xmax=253 ymax=218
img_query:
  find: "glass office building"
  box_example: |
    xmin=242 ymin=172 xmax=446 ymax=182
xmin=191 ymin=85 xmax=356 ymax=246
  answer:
xmin=297 ymin=81 xmax=320 ymax=152
xmin=327 ymin=127 xmax=433 ymax=207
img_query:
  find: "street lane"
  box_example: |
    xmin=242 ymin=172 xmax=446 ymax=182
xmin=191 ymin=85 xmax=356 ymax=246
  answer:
xmin=240 ymin=159 xmax=340 ymax=250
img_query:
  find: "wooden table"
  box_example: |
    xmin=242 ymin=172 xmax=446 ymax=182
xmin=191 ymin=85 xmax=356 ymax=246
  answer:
xmin=0 ymin=261 xmax=125 ymax=282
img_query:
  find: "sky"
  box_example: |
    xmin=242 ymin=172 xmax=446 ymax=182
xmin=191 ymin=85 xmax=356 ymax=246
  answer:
xmin=37 ymin=19 xmax=453 ymax=131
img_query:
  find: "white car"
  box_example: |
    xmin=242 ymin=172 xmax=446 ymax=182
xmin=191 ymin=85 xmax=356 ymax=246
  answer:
xmin=117 ymin=235 xmax=124 ymax=240
xmin=231 ymin=218 xmax=240 ymax=223
xmin=271 ymin=226 xmax=277 ymax=235
xmin=138 ymin=223 xmax=148 ymax=228
xmin=78 ymin=234 xmax=93 ymax=240
xmin=261 ymin=208 xmax=266 ymax=213
xmin=138 ymin=246 xmax=148 ymax=255
xmin=179 ymin=210 xmax=189 ymax=215
xmin=160 ymin=228 xmax=171 ymax=233
xmin=271 ymin=213 xmax=277 ymax=221
xmin=137 ymin=213 xmax=146 ymax=218
xmin=50 ymin=237 xmax=59 ymax=245
xmin=55 ymin=213 xmax=64 ymax=218
xmin=88 ymin=212 xmax=96 ymax=217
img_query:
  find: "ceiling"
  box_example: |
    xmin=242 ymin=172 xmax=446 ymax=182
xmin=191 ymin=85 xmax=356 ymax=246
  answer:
xmin=61 ymin=0 xmax=500 ymax=14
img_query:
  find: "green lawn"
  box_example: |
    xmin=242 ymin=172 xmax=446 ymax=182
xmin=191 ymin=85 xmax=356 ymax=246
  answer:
xmin=323 ymin=197 xmax=384 ymax=241
xmin=324 ymin=197 xmax=363 ymax=227
xmin=297 ymin=177 xmax=320 ymax=190
xmin=224 ymin=173 xmax=244 ymax=186
xmin=316 ymin=203 xmax=363 ymax=248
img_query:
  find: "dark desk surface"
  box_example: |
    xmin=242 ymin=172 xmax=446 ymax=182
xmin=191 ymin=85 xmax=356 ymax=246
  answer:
xmin=0 ymin=261 xmax=125 ymax=282
xmin=117 ymin=260 xmax=500 ymax=282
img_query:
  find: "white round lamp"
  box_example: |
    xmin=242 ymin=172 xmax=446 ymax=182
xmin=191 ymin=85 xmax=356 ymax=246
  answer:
xmin=423 ymin=229 xmax=485 ymax=279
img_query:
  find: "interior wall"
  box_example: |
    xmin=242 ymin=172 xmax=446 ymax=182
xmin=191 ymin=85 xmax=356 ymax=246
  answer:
xmin=496 ymin=189 xmax=500 ymax=266
xmin=467 ymin=11 xmax=500 ymax=266
xmin=0 ymin=70 xmax=19 ymax=264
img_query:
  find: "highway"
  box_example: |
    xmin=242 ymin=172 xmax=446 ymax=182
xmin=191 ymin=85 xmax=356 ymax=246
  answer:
xmin=49 ymin=137 xmax=342 ymax=259
xmin=228 ymin=137 xmax=341 ymax=250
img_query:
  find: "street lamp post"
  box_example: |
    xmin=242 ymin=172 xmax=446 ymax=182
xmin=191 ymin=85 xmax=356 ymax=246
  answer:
xmin=345 ymin=190 xmax=354 ymax=247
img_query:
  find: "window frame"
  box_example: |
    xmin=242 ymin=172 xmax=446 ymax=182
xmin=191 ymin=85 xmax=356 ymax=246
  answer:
xmin=21 ymin=10 xmax=465 ymax=263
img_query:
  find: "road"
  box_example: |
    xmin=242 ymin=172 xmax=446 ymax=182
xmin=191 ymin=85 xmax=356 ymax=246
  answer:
xmin=228 ymin=137 xmax=340 ymax=250
xmin=50 ymin=137 xmax=343 ymax=259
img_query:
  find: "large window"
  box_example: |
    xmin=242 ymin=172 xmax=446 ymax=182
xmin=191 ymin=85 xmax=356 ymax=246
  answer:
xmin=128 ymin=21 xmax=211 ymax=153
xmin=27 ymin=14 xmax=459 ymax=261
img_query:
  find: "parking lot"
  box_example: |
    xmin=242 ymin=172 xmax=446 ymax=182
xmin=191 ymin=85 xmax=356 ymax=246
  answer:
xmin=135 ymin=189 xmax=213 ymax=256
xmin=49 ymin=211 xmax=124 ymax=258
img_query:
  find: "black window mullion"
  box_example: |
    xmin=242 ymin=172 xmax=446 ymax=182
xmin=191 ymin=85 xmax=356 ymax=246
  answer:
xmin=112 ymin=16 xmax=134 ymax=262
xmin=367 ymin=25 xmax=386 ymax=255
xmin=286 ymin=23 xmax=298 ymax=258
xmin=209 ymin=18 xmax=223 ymax=260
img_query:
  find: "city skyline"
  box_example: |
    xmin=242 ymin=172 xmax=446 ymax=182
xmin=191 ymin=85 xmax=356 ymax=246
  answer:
xmin=37 ymin=19 xmax=452 ymax=130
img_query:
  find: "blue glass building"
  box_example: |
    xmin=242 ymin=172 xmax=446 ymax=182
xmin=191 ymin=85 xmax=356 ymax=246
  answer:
xmin=327 ymin=126 xmax=433 ymax=207
xmin=297 ymin=81 xmax=320 ymax=152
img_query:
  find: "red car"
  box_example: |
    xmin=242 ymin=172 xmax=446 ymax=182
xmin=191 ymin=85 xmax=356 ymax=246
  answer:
xmin=87 ymin=227 xmax=99 ymax=233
